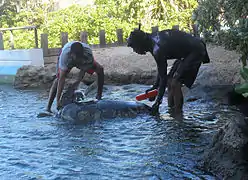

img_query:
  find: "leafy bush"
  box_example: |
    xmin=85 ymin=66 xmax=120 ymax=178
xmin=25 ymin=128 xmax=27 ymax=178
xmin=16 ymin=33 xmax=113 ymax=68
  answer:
xmin=0 ymin=0 xmax=198 ymax=49
xmin=194 ymin=0 xmax=248 ymax=66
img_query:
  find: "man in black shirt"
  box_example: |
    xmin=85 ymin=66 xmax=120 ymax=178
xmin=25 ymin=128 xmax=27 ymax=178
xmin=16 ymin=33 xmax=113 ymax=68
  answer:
xmin=127 ymin=25 xmax=210 ymax=115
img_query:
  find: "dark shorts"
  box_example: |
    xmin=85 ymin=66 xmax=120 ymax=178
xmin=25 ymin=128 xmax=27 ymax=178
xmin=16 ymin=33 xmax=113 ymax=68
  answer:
xmin=56 ymin=49 xmax=96 ymax=79
xmin=168 ymin=57 xmax=202 ymax=88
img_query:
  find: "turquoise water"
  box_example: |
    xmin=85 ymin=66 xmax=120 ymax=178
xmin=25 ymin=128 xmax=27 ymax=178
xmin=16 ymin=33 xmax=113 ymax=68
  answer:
xmin=0 ymin=84 xmax=234 ymax=179
xmin=0 ymin=66 xmax=22 ymax=75
xmin=0 ymin=65 xmax=22 ymax=83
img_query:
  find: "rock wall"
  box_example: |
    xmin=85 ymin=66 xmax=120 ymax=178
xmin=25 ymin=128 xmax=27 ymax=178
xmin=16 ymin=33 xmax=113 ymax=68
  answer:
xmin=202 ymin=113 xmax=248 ymax=179
xmin=14 ymin=65 xmax=56 ymax=89
xmin=14 ymin=44 xmax=242 ymax=89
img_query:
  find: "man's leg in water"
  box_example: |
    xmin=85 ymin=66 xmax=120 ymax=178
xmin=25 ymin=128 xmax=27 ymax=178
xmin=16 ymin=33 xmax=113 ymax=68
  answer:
xmin=167 ymin=77 xmax=175 ymax=110
xmin=167 ymin=59 xmax=181 ymax=112
xmin=171 ymin=78 xmax=183 ymax=114
xmin=171 ymin=52 xmax=201 ymax=115
xmin=46 ymin=78 xmax=58 ymax=112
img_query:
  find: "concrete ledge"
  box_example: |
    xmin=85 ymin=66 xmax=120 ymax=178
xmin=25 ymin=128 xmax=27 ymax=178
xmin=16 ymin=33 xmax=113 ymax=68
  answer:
xmin=0 ymin=48 xmax=44 ymax=83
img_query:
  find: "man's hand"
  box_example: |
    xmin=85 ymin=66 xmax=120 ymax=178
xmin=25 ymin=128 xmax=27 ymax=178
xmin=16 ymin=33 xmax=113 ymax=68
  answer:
xmin=57 ymin=100 xmax=63 ymax=111
xmin=145 ymin=86 xmax=157 ymax=102
xmin=56 ymin=69 xmax=67 ymax=111
xmin=148 ymin=96 xmax=156 ymax=102
xmin=96 ymin=94 xmax=102 ymax=100
xmin=145 ymin=86 xmax=157 ymax=94
xmin=151 ymin=101 xmax=161 ymax=116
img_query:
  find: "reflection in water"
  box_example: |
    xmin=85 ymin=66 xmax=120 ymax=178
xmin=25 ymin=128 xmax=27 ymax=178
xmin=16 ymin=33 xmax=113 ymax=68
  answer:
xmin=0 ymin=84 xmax=235 ymax=179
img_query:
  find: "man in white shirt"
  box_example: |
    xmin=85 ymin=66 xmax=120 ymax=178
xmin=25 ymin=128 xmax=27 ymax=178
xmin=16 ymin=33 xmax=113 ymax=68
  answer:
xmin=46 ymin=41 xmax=104 ymax=112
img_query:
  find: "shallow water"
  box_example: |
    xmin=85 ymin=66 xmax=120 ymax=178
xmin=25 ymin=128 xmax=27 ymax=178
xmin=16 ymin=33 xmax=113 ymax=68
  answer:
xmin=0 ymin=84 xmax=236 ymax=180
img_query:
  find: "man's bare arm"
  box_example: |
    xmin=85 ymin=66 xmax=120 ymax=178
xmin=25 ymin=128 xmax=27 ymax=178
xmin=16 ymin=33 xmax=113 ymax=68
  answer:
xmin=56 ymin=70 xmax=67 ymax=110
xmin=94 ymin=61 xmax=104 ymax=100
xmin=156 ymin=60 xmax=167 ymax=104
xmin=146 ymin=70 xmax=160 ymax=94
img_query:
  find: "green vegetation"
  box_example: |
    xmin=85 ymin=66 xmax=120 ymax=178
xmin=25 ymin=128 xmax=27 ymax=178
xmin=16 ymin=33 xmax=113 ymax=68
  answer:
xmin=194 ymin=0 xmax=248 ymax=96
xmin=1 ymin=0 xmax=246 ymax=67
xmin=235 ymin=66 xmax=248 ymax=97
xmin=195 ymin=0 xmax=248 ymax=95
xmin=0 ymin=0 xmax=197 ymax=49
xmin=195 ymin=0 xmax=248 ymax=66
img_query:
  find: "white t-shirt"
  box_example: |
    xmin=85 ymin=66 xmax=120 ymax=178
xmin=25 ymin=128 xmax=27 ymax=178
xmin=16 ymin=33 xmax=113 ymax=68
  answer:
xmin=58 ymin=41 xmax=94 ymax=71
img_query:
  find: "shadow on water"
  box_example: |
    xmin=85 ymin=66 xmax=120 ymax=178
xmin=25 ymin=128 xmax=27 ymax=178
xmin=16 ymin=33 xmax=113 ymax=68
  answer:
xmin=0 ymin=84 xmax=235 ymax=179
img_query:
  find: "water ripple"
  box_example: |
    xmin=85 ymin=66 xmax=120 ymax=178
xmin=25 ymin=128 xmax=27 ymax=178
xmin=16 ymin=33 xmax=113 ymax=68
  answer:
xmin=0 ymin=84 xmax=237 ymax=179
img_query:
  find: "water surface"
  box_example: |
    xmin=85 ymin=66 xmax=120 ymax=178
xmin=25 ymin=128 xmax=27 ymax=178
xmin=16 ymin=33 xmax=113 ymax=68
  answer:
xmin=0 ymin=84 xmax=235 ymax=179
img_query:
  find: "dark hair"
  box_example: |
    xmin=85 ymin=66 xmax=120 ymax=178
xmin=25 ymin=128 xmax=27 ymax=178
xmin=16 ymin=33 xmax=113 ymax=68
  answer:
xmin=127 ymin=29 xmax=147 ymax=47
xmin=71 ymin=42 xmax=84 ymax=57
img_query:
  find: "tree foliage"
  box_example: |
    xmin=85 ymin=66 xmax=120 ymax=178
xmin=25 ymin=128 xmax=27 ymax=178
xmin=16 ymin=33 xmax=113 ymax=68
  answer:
xmin=195 ymin=0 xmax=248 ymax=65
xmin=0 ymin=0 xmax=197 ymax=49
